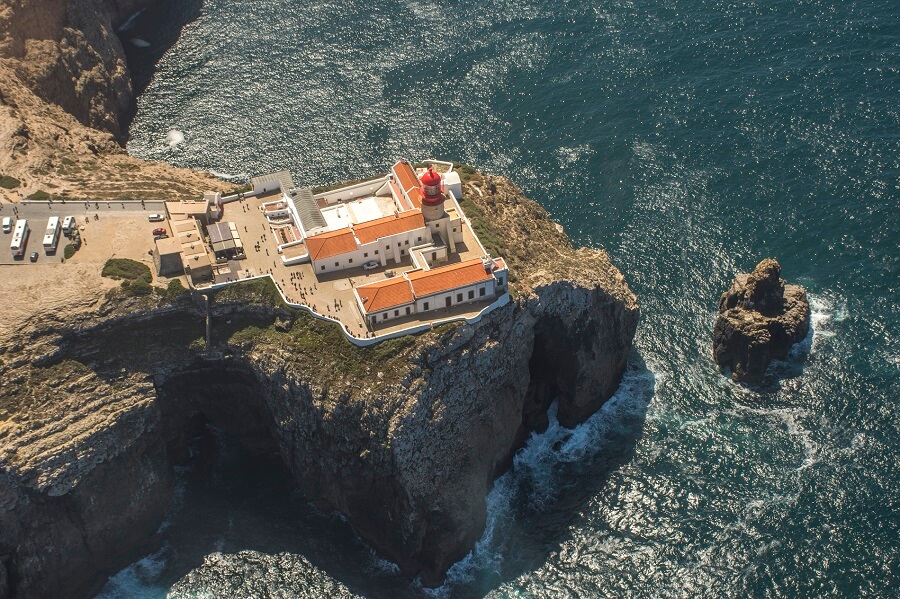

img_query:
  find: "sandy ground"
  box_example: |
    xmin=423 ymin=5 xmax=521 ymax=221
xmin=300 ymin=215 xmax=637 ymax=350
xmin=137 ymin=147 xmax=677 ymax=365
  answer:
xmin=0 ymin=213 xmax=169 ymax=344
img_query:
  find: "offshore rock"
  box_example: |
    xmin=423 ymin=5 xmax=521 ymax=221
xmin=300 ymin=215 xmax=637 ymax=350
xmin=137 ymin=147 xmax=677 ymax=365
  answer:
xmin=712 ymin=258 xmax=811 ymax=382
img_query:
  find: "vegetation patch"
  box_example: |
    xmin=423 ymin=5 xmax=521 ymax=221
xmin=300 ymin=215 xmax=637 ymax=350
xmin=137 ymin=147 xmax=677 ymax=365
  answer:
xmin=229 ymin=183 xmax=252 ymax=194
xmin=213 ymin=277 xmax=285 ymax=308
xmin=25 ymin=189 xmax=50 ymax=201
xmin=0 ymin=175 xmax=21 ymax=189
xmin=163 ymin=278 xmax=188 ymax=302
xmin=102 ymin=258 xmax=152 ymax=283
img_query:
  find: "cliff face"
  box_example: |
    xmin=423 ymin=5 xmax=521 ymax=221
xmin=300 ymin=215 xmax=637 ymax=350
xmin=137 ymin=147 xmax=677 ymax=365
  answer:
xmin=0 ymin=175 xmax=638 ymax=596
xmin=0 ymin=0 xmax=227 ymax=204
xmin=1 ymin=0 xmax=151 ymax=136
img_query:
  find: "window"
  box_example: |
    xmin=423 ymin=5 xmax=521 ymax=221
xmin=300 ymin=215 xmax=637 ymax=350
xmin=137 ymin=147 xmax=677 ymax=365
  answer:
xmin=423 ymin=302 xmax=429 ymax=310
xmin=348 ymin=258 xmax=353 ymax=264
xmin=386 ymin=245 xmax=390 ymax=250
xmin=452 ymin=228 xmax=457 ymax=232
xmin=498 ymin=276 xmax=504 ymax=285
xmin=397 ymin=242 xmax=402 ymax=247
xmin=364 ymin=252 xmax=368 ymax=258
xmin=400 ymin=249 xmax=405 ymax=255
xmin=404 ymin=240 xmax=409 ymax=245
xmin=417 ymin=236 xmax=422 ymax=242
xmin=457 ymin=293 xmax=463 ymax=302
xmin=335 ymin=262 xmax=339 ymax=267
xmin=383 ymin=312 xmax=388 ymax=319
xmin=405 ymin=307 xmax=411 ymax=315
xmin=321 ymin=265 xmax=325 ymax=271
xmin=394 ymin=310 xmax=399 ymax=316
xmin=479 ymin=287 xmax=486 ymax=296
xmin=468 ymin=290 xmax=474 ymax=300
xmin=375 ymin=250 xmax=379 ymax=255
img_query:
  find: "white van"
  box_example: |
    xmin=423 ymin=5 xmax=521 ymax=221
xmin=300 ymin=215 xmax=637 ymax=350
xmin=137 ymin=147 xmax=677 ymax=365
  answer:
xmin=2 ymin=217 xmax=11 ymax=233
xmin=148 ymin=213 xmax=165 ymax=222
xmin=62 ymin=215 xmax=75 ymax=232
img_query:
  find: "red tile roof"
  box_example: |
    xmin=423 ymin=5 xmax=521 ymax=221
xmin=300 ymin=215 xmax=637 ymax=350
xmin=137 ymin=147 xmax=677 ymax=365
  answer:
xmin=355 ymin=277 xmax=415 ymax=313
xmin=354 ymin=210 xmax=425 ymax=245
xmin=305 ymin=228 xmax=358 ymax=261
xmin=392 ymin=161 xmax=422 ymax=208
xmin=408 ymin=258 xmax=493 ymax=298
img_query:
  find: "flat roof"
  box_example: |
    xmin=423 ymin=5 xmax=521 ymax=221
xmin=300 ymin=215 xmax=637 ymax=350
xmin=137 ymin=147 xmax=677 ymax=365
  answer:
xmin=354 ymin=210 xmax=425 ymax=245
xmin=155 ymin=237 xmax=181 ymax=255
xmin=252 ymin=170 xmax=295 ymax=191
xmin=208 ymin=222 xmax=233 ymax=244
xmin=408 ymin=258 xmax=493 ymax=298
xmin=305 ymin=227 xmax=358 ymax=261
xmin=355 ymin=277 xmax=415 ymax=313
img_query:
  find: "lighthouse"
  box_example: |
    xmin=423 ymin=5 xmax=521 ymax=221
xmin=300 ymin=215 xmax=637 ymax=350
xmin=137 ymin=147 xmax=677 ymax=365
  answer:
xmin=419 ymin=166 xmax=446 ymax=222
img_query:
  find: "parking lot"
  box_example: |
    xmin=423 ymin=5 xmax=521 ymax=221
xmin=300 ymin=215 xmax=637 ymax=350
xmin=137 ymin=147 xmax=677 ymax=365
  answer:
xmin=0 ymin=200 xmax=165 ymax=267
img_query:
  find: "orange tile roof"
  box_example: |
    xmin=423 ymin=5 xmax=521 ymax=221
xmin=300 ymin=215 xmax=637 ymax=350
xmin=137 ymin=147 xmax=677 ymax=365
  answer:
xmin=408 ymin=258 xmax=493 ymax=298
xmin=354 ymin=210 xmax=425 ymax=245
xmin=393 ymin=161 xmax=419 ymax=193
xmin=355 ymin=277 xmax=415 ymax=313
xmin=305 ymin=228 xmax=358 ymax=261
xmin=392 ymin=161 xmax=422 ymax=208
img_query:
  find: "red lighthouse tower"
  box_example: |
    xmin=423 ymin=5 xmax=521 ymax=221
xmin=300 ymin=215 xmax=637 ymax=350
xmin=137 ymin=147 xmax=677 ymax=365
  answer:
xmin=419 ymin=166 xmax=446 ymax=221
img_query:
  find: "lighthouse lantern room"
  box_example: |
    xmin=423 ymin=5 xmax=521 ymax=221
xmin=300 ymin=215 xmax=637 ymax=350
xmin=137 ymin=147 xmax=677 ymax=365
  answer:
xmin=419 ymin=166 xmax=446 ymax=221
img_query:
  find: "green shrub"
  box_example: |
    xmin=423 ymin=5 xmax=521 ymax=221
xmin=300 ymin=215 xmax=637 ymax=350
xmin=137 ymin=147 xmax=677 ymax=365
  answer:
xmin=102 ymin=258 xmax=152 ymax=284
xmin=0 ymin=175 xmax=20 ymax=189
xmin=165 ymin=278 xmax=187 ymax=302
xmin=63 ymin=244 xmax=77 ymax=260
xmin=128 ymin=280 xmax=153 ymax=296
xmin=25 ymin=190 xmax=50 ymax=201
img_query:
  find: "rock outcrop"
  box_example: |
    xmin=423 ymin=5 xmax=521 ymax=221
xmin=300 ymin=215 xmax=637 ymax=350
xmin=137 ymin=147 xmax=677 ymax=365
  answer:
xmin=712 ymin=258 xmax=810 ymax=382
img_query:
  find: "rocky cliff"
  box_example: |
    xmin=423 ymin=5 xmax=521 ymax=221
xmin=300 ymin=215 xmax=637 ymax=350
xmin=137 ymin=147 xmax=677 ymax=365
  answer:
xmin=712 ymin=258 xmax=810 ymax=382
xmin=0 ymin=0 xmax=226 ymax=204
xmin=0 ymin=174 xmax=638 ymax=597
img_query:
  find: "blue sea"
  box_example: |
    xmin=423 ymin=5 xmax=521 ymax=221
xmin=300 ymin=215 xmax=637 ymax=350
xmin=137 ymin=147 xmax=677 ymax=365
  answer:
xmin=105 ymin=0 xmax=898 ymax=596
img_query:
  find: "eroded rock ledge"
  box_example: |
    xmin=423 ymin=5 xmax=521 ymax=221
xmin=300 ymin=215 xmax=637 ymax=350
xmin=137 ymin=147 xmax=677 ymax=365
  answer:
xmin=712 ymin=258 xmax=810 ymax=382
xmin=0 ymin=174 xmax=638 ymax=598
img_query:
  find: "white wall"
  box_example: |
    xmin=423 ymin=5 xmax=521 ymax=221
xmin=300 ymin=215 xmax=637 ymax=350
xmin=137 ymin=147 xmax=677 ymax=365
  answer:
xmin=415 ymin=280 xmax=496 ymax=313
xmin=314 ymin=177 xmax=390 ymax=205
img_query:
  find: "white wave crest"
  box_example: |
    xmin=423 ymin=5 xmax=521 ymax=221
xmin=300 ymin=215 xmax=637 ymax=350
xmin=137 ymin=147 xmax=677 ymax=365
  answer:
xmin=439 ymin=360 xmax=656 ymax=588
xmin=166 ymin=129 xmax=185 ymax=147
xmin=118 ymin=10 xmax=144 ymax=33
xmin=95 ymin=545 xmax=170 ymax=598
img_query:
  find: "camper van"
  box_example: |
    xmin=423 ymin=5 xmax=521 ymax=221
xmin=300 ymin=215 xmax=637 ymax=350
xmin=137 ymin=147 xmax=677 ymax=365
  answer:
xmin=2 ymin=217 xmax=11 ymax=233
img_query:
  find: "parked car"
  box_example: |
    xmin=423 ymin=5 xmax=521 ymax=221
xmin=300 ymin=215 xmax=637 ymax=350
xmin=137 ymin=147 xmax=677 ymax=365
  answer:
xmin=29 ymin=251 xmax=38 ymax=262
xmin=2 ymin=217 xmax=11 ymax=233
xmin=362 ymin=260 xmax=379 ymax=271
xmin=152 ymin=227 xmax=166 ymax=236
xmin=154 ymin=234 xmax=169 ymax=241
xmin=148 ymin=213 xmax=165 ymax=222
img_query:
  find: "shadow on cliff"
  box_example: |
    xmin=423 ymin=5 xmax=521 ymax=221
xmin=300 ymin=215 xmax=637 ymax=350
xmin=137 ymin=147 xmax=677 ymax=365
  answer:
xmin=118 ymin=0 xmax=205 ymax=133
xmin=441 ymin=350 xmax=656 ymax=597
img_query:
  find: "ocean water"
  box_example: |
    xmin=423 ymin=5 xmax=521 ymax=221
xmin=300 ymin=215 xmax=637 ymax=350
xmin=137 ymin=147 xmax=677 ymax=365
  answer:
xmin=111 ymin=0 xmax=898 ymax=596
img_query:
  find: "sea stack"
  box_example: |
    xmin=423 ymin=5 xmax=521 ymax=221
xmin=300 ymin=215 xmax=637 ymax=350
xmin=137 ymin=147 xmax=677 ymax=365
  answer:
xmin=712 ymin=258 xmax=811 ymax=382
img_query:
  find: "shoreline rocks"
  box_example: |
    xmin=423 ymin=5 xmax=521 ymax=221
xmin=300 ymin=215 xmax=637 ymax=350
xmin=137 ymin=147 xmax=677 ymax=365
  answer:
xmin=712 ymin=259 xmax=811 ymax=383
